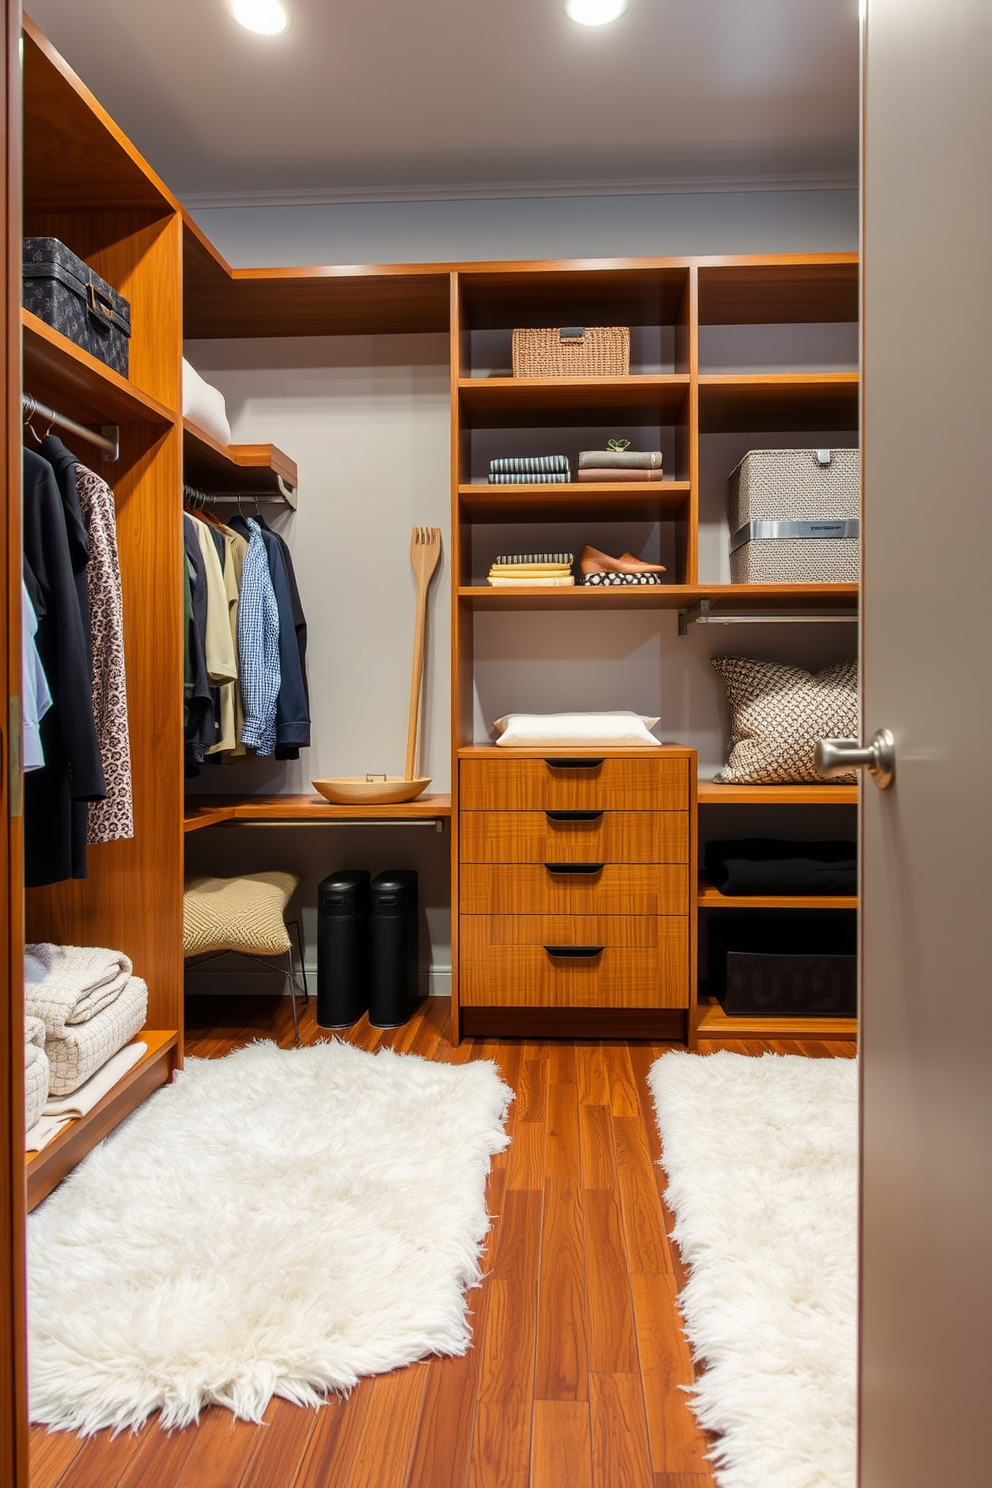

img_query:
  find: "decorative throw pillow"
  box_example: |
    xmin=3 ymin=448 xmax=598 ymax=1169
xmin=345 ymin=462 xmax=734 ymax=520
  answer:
xmin=493 ymin=711 xmax=661 ymax=747
xmin=711 ymin=656 xmax=858 ymax=785
xmin=183 ymin=872 xmax=301 ymax=958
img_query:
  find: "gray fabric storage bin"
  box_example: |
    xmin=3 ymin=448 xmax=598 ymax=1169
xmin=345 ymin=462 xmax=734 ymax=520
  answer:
xmin=23 ymin=238 xmax=131 ymax=376
xmin=728 ymin=447 xmax=860 ymax=583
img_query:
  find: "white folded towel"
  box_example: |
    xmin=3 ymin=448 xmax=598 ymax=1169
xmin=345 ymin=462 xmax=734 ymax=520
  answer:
xmin=182 ymin=359 xmax=232 ymax=448
xmin=25 ymin=1017 xmax=50 ymax=1131
xmin=45 ymin=976 xmax=148 ymax=1097
xmin=25 ymin=943 xmax=133 ymax=1037
xmin=43 ymin=1042 xmax=147 ymax=1119
xmin=25 ymin=1116 xmax=71 ymax=1155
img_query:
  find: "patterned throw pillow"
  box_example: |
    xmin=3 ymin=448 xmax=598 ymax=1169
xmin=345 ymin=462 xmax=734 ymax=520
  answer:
xmin=183 ymin=872 xmax=301 ymax=958
xmin=711 ymin=656 xmax=858 ymax=785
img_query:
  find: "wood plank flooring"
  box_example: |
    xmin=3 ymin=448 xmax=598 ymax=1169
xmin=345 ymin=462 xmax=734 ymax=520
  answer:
xmin=28 ymin=996 xmax=853 ymax=1488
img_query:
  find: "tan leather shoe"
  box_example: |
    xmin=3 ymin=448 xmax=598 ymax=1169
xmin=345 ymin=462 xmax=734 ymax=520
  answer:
xmin=579 ymin=545 xmax=667 ymax=577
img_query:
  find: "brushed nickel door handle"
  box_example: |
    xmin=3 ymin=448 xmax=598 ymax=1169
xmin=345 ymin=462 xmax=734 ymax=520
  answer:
xmin=815 ymin=728 xmax=895 ymax=790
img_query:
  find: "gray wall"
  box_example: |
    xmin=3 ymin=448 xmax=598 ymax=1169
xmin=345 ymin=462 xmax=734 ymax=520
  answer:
xmin=188 ymin=187 xmax=858 ymax=267
xmin=184 ymin=188 xmax=858 ymax=998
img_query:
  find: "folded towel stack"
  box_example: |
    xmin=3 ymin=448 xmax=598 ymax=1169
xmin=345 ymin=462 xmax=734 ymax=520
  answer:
xmin=26 ymin=1040 xmax=149 ymax=1154
xmin=24 ymin=943 xmax=148 ymax=1097
xmin=489 ymin=456 xmax=570 ymax=485
xmin=487 ymin=551 xmax=575 ymax=588
xmin=578 ymin=449 xmax=663 ymax=483
xmin=25 ymin=1016 xmax=49 ymax=1131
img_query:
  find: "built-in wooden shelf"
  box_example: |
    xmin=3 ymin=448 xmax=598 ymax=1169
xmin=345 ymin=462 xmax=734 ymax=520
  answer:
xmin=184 ymin=793 xmax=452 ymax=832
xmin=22 ymin=310 xmax=176 ymax=429
xmin=698 ymin=372 xmax=860 ymax=432
xmin=698 ymin=877 xmax=857 ymax=910
xmin=459 ymin=581 xmax=858 ymax=613
xmin=695 ymin=997 xmax=857 ymax=1041
xmin=697 ymin=782 xmax=859 ymax=804
xmin=458 ymin=480 xmax=690 ymax=522
xmin=458 ymin=374 xmax=690 ymax=416
xmin=183 ymin=419 xmax=298 ymax=498
xmin=26 ymin=1031 xmax=179 ymax=1211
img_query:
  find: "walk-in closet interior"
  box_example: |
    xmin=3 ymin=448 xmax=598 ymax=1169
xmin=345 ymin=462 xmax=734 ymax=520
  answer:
xmin=2 ymin=5 xmax=871 ymax=1486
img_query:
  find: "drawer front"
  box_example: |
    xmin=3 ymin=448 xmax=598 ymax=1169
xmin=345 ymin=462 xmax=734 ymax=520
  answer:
xmin=460 ymin=914 xmax=688 ymax=1009
xmin=459 ymin=810 xmax=689 ymax=864
xmin=461 ymin=863 xmax=689 ymax=916
xmin=460 ymin=756 xmax=689 ymax=811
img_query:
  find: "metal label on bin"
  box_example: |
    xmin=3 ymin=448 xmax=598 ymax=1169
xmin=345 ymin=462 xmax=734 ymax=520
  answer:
xmin=729 ymin=518 xmax=860 ymax=554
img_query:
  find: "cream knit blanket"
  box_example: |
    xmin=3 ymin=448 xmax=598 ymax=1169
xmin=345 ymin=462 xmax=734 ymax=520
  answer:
xmin=45 ymin=976 xmax=148 ymax=1097
xmin=25 ymin=1016 xmax=49 ymax=1131
xmin=25 ymin=943 xmax=133 ymax=1037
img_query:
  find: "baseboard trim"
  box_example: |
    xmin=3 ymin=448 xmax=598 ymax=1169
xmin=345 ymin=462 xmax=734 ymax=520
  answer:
xmin=459 ymin=1007 xmax=687 ymax=1041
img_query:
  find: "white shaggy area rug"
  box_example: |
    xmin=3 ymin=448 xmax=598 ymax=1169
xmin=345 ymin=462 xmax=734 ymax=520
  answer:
xmin=28 ymin=1039 xmax=511 ymax=1434
xmin=648 ymin=1051 xmax=857 ymax=1488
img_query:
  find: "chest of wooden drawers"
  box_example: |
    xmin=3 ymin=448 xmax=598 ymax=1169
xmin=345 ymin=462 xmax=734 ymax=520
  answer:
xmin=455 ymin=747 xmax=696 ymax=1038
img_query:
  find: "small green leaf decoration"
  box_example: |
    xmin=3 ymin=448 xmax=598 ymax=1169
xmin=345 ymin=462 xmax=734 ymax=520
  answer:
xmin=607 ymin=438 xmax=630 ymax=452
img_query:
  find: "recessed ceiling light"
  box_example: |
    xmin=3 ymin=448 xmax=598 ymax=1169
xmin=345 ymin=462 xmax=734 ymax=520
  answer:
xmin=564 ymin=0 xmax=628 ymax=25
xmin=229 ymin=0 xmax=289 ymax=35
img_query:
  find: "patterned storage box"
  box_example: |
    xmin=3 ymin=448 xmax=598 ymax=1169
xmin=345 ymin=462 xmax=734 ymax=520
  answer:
xmin=728 ymin=448 xmax=860 ymax=584
xmin=512 ymin=326 xmax=629 ymax=378
xmin=23 ymin=238 xmax=131 ymax=376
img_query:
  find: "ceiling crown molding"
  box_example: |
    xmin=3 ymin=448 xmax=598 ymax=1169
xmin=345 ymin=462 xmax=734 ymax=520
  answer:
xmin=181 ymin=172 xmax=859 ymax=211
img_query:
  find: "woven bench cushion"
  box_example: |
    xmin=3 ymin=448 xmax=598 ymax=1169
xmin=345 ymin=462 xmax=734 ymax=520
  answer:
xmin=183 ymin=872 xmax=300 ymax=958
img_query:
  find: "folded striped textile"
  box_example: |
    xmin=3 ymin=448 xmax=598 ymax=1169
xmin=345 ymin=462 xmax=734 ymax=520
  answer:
xmin=490 ymin=455 xmax=569 ymax=474
xmin=578 ymin=450 xmax=662 ymax=470
xmin=494 ymin=552 xmax=574 ymax=566
xmin=488 ymin=576 xmax=575 ymax=587
xmin=577 ymin=469 xmax=664 ymax=483
xmin=582 ymin=571 xmax=666 ymax=586
xmin=488 ymin=473 xmax=569 ymax=485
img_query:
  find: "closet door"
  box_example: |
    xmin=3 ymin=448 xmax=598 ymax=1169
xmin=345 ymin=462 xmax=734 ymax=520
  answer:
xmin=860 ymin=0 xmax=992 ymax=1482
xmin=0 ymin=1 xmax=27 ymax=1484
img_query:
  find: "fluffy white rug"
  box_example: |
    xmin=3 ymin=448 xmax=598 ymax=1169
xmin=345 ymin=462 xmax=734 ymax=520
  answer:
xmin=648 ymin=1051 xmax=857 ymax=1488
xmin=28 ymin=1039 xmax=512 ymax=1433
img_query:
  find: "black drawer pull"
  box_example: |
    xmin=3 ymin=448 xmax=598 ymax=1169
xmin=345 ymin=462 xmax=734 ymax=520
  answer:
xmin=544 ymin=757 xmax=604 ymax=769
xmin=545 ymin=809 xmax=603 ymax=822
xmin=544 ymin=862 xmax=604 ymax=875
xmin=544 ymin=945 xmax=605 ymax=958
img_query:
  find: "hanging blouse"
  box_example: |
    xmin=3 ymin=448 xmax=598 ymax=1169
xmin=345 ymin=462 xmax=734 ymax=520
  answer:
xmin=75 ymin=465 xmax=133 ymax=844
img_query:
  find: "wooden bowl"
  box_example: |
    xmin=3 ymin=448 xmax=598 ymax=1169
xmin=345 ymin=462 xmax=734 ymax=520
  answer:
xmin=311 ymin=776 xmax=432 ymax=806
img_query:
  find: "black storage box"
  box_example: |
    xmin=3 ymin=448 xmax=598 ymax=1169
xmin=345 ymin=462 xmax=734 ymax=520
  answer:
xmin=707 ymin=911 xmax=857 ymax=1017
xmin=23 ymin=238 xmax=131 ymax=376
xmin=316 ymin=870 xmax=370 ymax=1029
xmin=369 ymin=870 xmax=420 ymax=1028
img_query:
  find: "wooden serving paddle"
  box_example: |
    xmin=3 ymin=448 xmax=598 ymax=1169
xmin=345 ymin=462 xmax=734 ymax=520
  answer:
xmin=405 ymin=527 xmax=442 ymax=780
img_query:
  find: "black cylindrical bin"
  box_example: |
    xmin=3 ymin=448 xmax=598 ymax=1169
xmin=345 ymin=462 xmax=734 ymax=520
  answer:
xmin=369 ymin=870 xmax=420 ymax=1027
xmin=317 ymin=870 xmax=370 ymax=1028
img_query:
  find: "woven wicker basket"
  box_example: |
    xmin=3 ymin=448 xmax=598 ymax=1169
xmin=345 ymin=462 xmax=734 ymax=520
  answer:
xmin=512 ymin=325 xmax=630 ymax=378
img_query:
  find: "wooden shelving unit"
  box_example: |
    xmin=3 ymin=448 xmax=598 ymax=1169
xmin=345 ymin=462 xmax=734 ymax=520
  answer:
xmin=184 ymin=794 xmax=452 ymax=832
xmin=698 ymin=877 xmax=857 ymax=910
xmin=22 ymin=311 xmax=175 ymax=429
xmin=697 ymin=782 xmax=859 ymax=804
xmin=182 ymin=418 xmax=299 ymax=502
xmin=459 ymin=480 xmax=691 ymax=522
xmin=26 ymin=1033 xmax=179 ymax=1211
xmin=694 ymin=999 xmax=858 ymax=1041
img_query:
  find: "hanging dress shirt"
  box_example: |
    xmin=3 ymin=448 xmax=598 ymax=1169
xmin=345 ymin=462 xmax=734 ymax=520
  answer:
xmin=21 ymin=579 xmax=52 ymax=772
xmin=230 ymin=514 xmax=310 ymax=758
xmin=237 ymin=518 xmax=281 ymax=757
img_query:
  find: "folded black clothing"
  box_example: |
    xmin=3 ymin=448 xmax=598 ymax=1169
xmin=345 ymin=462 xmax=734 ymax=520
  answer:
xmin=704 ymin=839 xmax=857 ymax=896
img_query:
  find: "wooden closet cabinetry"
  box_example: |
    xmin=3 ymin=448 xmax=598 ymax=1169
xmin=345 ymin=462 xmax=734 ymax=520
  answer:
xmin=457 ymin=748 xmax=695 ymax=1035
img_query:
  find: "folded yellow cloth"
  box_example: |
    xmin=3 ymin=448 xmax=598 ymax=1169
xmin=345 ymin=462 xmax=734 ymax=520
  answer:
xmin=488 ymin=575 xmax=575 ymax=587
xmin=488 ymin=564 xmax=572 ymax=577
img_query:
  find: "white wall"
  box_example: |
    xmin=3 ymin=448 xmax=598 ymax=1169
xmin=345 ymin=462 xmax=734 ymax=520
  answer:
xmin=188 ymin=187 xmax=858 ymax=268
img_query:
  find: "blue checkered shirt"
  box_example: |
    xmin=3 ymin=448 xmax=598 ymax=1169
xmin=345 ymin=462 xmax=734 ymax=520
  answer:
xmin=238 ymin=518 xmax=281 ymax=756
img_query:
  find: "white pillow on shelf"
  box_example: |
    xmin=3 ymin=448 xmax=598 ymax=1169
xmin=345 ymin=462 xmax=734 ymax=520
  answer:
xmin=492 ymin=712 xmax=661 ymax=747
xmin=182 ymin=359 xmax=232 ymax=448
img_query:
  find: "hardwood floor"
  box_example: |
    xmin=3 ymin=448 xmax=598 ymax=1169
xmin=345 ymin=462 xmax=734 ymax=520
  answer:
xmin=27 ymin=996 xmax=854 ymax=1488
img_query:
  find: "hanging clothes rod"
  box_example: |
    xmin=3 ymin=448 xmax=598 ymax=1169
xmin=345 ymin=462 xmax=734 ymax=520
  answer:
xmin=22 ymin=394 xmax=119 ymax=462
xmin=679 ymin=598 xmax=858 ymax=635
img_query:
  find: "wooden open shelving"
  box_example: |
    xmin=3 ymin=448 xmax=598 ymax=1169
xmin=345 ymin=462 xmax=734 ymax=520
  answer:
xmin=25 ymin=1032 xmax=179 ymax=1211
xmin=697 ymin=372 xmax=860 ymax=432
xmin=695 ymin=998 xmax=857 ymax=1041
xmin=184 ymin=794 xmax=452 ymax=832
xmin=697 ymin=781 xmax=859 ymax=804
xmin=22 ymin=310 xmax=175 ymax=429
xmin=698 ymin=877 xmax=857 ymax=910
xmin=183 ymin=418 xmax=298 ymax=499
xmin=458 ymin=375 xmax=690 ymax=415
xmin=459 ymin=582 xmax=858 ymax=613
xmin=459 ymin=480 xmax=690 ymax=522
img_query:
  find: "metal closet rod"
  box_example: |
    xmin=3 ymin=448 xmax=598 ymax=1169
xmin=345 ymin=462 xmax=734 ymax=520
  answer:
xmin=22 ymin=394 xmax=119 ymax=462
xmin=233 ymin=818 xmax=446 ymax=832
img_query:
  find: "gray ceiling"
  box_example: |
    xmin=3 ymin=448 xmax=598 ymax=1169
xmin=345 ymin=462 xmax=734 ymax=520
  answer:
xmin=26 ymin=0 xmax=860 ymax=203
